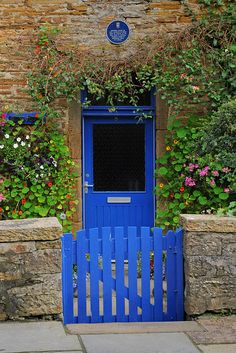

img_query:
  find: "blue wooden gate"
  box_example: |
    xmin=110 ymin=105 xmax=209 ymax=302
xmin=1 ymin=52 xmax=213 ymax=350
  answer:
xmin=62 ymin=227 xmax=184 ymax=324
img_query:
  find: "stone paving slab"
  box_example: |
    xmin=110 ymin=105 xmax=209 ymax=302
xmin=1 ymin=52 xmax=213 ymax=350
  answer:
xmin=198 ymin=344 xmax=236 ymax=353
xmin=0 ymin=321 xmax=82 ymax=353
xmin=188 ymin=315 xmax=236 ymax=344
xmin=67 ymin=321 xmax=203 ymax=335
xmin=80 ymin=333 xmax=201 ymax=353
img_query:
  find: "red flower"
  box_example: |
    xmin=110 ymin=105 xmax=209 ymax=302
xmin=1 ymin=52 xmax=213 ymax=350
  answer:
xmin=18 ymin=210 xmax=23 ymax=215
xmin=170 ymin=193 xmax=174 ymax=198
xmin=0 ymin=207 xmax=3 ymax=213
xmin=35 ymin=113 xmax=39 ymax=118
xmin=21 ymin=199 xmax=26 ymax=205
xmin=180 ymin=186 xmax=185 ymax=192
xmin=44 ymin=41 xmax=49 ymax=45
xmin=48 ymin=182 xmax=53 ymax=187
xmin=66 ymin=194 xmax=71 ymax=199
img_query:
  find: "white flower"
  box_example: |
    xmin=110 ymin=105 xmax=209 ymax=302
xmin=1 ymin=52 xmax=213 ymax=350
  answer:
xmin=13 ymin=143 xmax=18 ymax=148
xmin=4 ymin=134 xmax=9 ymax=139
xmin=40 ymin=165 xmax=44 ymax=170
xmin=40 ymin=173 xmax=44 ymax=177
xmin=35 ymin=174 xmax=39 ymax=178
xmin=60 ymin=213 xmax=66 ymax=220
xmin=25 ymin=135 xmax=30 ymax=140
xmin=0 ymin=145 xmax=4 ymax=149
xmin=16 ymin=137 xmax=21 ymax=142
xmin=21 ymin=141 xmax=26 ymax=146
xmin=28 ymin=144 xmax=31 ymax=147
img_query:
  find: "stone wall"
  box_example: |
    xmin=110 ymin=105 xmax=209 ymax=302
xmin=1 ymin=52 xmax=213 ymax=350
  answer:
xmin=181 ymin=214 xmax=236 ymax=316
xmin=0 ymin=217 xmax=62 ymax=320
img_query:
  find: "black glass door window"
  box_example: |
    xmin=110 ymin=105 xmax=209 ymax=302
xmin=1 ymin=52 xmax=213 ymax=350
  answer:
xmin=93 ymin=124 xmax=145 ymax=191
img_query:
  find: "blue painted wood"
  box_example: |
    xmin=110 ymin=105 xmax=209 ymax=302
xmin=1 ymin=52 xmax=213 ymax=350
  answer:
xmin=6 ymin=112 xmax=45 ymax=125
xmin=128 ymin=227 xmax=138 ymax=322
xmin=115 ymin=227 xmax=125 ymax=321
xmin=141 ymin=227 xmax=151 ymax=321
xmin=90 ymin=228 xmax=100 ymax=323
xmin=176 ymin=229 xmax=184 ymax=320
xmin=62 ymin=226 xmax=184 ymax=324
xmin=102 ymin=227 xmax=113 ymax=322
xmin=166 ymin=230 xmax=176 ymax=321
xmin=83 ymin=117 xmax=154 ymax=230
xmin=61 ymin=233 xmax=74 ymax=324
xmin=153 ymin=228 xmax=163 ymax=321
xmin=77 ymin=230 xmax=87 ymax=323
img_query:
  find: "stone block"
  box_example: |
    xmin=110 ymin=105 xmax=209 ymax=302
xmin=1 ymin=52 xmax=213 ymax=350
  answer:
xmin=0 ymin=217 xmax=62 ymax=242
xmin=181 ymin=214 xmax=236 ymax=233
xmin=184 ymin=232 xmax=222 ymax=256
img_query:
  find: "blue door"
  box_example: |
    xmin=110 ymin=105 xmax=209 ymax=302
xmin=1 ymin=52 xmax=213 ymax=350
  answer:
xmin=83 ymin=116 xmax=154 ymax=229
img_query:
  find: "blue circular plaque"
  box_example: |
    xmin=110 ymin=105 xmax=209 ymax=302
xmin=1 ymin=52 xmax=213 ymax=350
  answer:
xmin=106 ymin=20 xmax=130 ymax=45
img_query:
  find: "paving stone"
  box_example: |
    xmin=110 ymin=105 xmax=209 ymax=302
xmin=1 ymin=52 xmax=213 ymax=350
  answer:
xmin=67 ymin=321 xmax=203 ymax=335
xmin=0 ymin=321 xmax=82 ymax=353
xmin=80 ymin=333 xmax=201 ymax=353
xmin=198 ymin=344 xmax=236 ymax=353
xmin=188 ymin=316 xmax=236 ymax=344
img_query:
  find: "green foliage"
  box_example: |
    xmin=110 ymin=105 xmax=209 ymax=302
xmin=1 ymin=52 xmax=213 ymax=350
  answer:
xmin=27 ymin=1 xmax=235 ymax=116
xmin=201 ymin=99 xmax=236 ymax=168
xmin=155 ymin=119 xmax=235 ymax=229
xmin=0 ymin=119 xmax=78 ymax=232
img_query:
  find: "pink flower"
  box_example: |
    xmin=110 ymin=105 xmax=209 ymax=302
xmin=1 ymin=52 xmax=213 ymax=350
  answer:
xmin=224 ymin=188 xmax=230 ymax=193
xmin=0 ymin=179 xmax=3 ymax=184
xmin=0 ymin=193 xmax=5 ymax=202
xmin=185 ymin=176 xmax=196 ymax=187
xmin=1 ymin=113 xmax=7 ymax=119
xmin=212 ymin=170 xmax=219 ymax=177
xmin=0 ymin=121 xmax=6 ymax=126
xmin=180 ymin=73 xmax=187 ymax=79
xmin=192 ymin=85 xmax=200 ymax=92
xmin=222 ymin=167 xmax=231 ymax=173
xmin=199 ymin=166 xmax=209 ymax=177
xmin=210 ymin=180 xmax=216 ymax=186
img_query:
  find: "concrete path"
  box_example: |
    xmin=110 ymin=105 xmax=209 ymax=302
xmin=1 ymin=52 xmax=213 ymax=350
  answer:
xmin=0 ymin=315 xmax=235 ymax=353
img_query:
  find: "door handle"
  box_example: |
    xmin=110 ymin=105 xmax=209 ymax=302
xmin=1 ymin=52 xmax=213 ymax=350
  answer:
xmin=84 ymin=181 xmax=94 ymax=193
xmin=84 ymin=181 xmax=94 ymax=188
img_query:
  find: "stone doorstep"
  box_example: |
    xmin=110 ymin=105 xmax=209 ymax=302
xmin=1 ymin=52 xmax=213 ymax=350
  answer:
xmin=66 ymin=321 xmax=204 ymax=335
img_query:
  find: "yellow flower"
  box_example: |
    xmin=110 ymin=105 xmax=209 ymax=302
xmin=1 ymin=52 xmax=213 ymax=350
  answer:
xmin=67 ymin=160 xmax=71 ymax=164
xmin=173 ymin=140 xmax=178 ymax=144
xmin=159 ymin=183 xmax=164 ymax=188
xmin=166 ymin=146 xmax=171 ymax=151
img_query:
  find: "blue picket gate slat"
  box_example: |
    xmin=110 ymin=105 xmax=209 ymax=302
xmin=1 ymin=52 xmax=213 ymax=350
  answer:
xmin=77 ymin=230 xmax=87 ymax=323
xmin=166 ymin=230 xmax=177 ymax=321
xmin=128 ymin=227 xmax=138 ymax=322
xmin=153 ymin=228 xmax=163 ymax=321
xmin=115 ymin=227 xmax=125 ymax=321
xmin=90 ymin=228 xmax=100 ymax=323
xmin=61 ymin=226 xmax=184 ymax=324
xmin=102 ymin=227 xmax=113 ymax=322
xmin=176 ymin=229 xmax=184 ymax=320
xmin=141 ymin=227 xmax=151 ymax=321
xmin=61 ymin=233 xmax=74 ymax=324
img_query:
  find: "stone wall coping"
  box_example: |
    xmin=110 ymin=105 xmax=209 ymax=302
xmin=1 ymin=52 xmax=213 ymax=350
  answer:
xmin=180 ymin=214 xmax=236 ymax=233
xmin=0 ymin=217 xmax=62 ymax=243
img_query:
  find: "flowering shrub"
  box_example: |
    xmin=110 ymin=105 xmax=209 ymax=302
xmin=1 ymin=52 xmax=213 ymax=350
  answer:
xmin=0 ymin=117 xmax=78 ymax=231
xmin=155 ymin=119 xmax=234 ymax=229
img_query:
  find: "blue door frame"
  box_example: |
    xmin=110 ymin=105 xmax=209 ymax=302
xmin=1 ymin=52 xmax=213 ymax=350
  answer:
xmin=82 ymin=91 xmax=156 ymax=230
